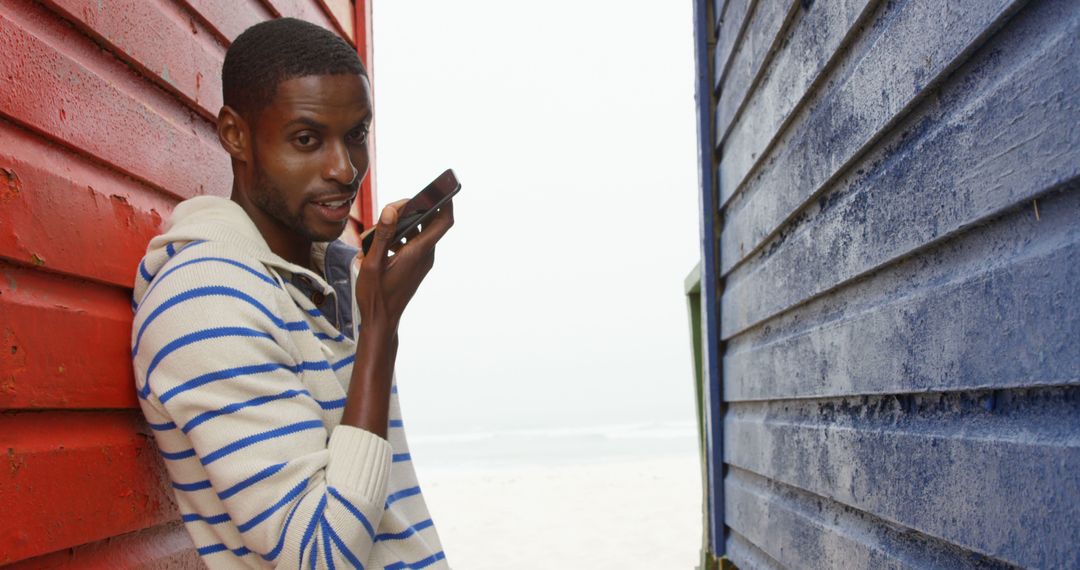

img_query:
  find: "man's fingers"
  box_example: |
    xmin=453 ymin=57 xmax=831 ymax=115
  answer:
xmin=357 ymin=226 xmax=376 ymax=257
xmin=370 ymin=197 xmax=452 ymax=261
xmin=409 ymin=200 xmax=455 ymax=249
xmin=364 ymin=203 xmax=400 ymax=269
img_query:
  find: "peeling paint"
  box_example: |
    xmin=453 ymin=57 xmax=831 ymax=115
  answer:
xmin=1 ymin=167 xmax=21 ymax=199
xmin=160 ymin=64 xmax=176 ymax=88
xmin=706 ymin=0 xmax=1080 ymax=566
xmin=8 ymin=447 xmax=25 ymax=475
xmin=109 ymin=194 xmax=136 ymax=228
xmin=0 ymin=0 xmax=266 ymax=564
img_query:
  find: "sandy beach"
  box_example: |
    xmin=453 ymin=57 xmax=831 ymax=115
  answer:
xmin=416 ymin=452 xmax=704 ymax=569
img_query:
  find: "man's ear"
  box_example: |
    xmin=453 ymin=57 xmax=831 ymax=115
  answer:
xmin=217 ymin=105 xmax=251 ymax=162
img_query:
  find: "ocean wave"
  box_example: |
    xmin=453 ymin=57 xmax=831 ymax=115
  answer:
xmin=409 ymin=420 xmax=698 ymax=445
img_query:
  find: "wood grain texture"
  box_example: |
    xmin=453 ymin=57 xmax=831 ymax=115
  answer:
xmin=720 ymin=1 xmax=1080 ymax=336
xmin=0 ymin=2 xmax=230 ymax=199
xmin=726 ymin=467 xmax=1022 ymax=569
xmin=0 ymin=411 xmax=182 ymax=564
xmin=713 ymin=0 xmax=753 ymax=91
xmin=0 ymin=261 xmax=138 ymax=409
xmin=706 ymin=0 xmax=1080 ymax=566
xmin=176 ymin=0 xmax=271 ymax=45
xmin=716 ymin=0 xmax=875 ymax=201
xmin=0 ymin=118 xmax=174 ymax=284
xmin=723 ymin=194 xmax=1080 ymax=401
xmin=317 ymin=0 xmax=355 ymax=41
xmin=725 ymin=386 xmax=1080 ymax=568
xmin=40 ymin=0 xmax=227 ymax=121
xmin=4 ymin=523 xmax=200 ymax=569
xmin=718 ymin=0 xmax=1023 ymax=273
xmin=713 ymin=0 xmax=798 ymax=151
xmin=0 ymin=0 xmax=376 ymax=564
xmin=265 ymin=0 xmax=348 ymax=43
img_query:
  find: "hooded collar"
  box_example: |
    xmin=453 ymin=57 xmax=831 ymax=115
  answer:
xmin=137 ymin=196 xmax=341 ymax=298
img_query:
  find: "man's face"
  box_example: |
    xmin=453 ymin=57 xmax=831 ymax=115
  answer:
xmin=247 ymin=73 xmax=372 ymax=243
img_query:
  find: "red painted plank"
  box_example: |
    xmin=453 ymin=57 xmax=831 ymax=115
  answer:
xmin=176 ymin=0 xmax=271 ymax=45
xmin=0 ymin=262 xmax=137 ymax=410
xmin=0 ymin=411 xmax=181 ymax=565
xmin=356 ymin=0 xmax=376 ymax=228
xmin=0 ymin=2 xmax=231 ymax=200
xmin=264 ymin=0 xmax=351 ymax=44
xmin=0 ymin=119 xmax=173 ymax=287
xmin=339 ymin=213 xmax=364 ymax=248
xmin=318 ymin=0 xmax=355 ymax=42
xmin=355 ymin=0 xmax=374 ymax=74
xmin=355 ymin=150 xmax=376 ymax=230
xmin=5 ymin=522 xmax=200 ymax=570
xmin=40 ymin=0 xmax=227 ymax=121
xmin=331 ymin=0 xmax=375 ymax=240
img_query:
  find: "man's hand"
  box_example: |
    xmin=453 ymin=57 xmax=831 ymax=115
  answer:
xmin=354 ymin=198 xmax=454 ymax=335
xmin=342 ymin=198 xmax=453 ymax=438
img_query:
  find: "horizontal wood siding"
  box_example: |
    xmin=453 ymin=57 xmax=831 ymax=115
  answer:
xmin=0 ymin=0 xmax=367 ymax=565
xmin=702 ymin=0 xmax=1080 ymax=566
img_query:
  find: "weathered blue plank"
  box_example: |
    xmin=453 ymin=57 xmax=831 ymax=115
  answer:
xmin=716 ymin=0 xmax=876 ymax=206
xmin=693 ymin=0 xmax=726 ymax=555
xmin=713 ymin=0 xmax=753 ymax=91
xmin=713 ymin=0 xmax=799 ymax=145
xmin=714 ymin=0 xmax=730 ymax=33
xmin=717 ymin=0 xmax=1025 ymax=275
xmin=726 ymin=467 xmax=1020 ymax=569
xmin=707 ymin=0 xmax=1080 ymax=565
xmin=725 ymin=386 xmax=1080 ymax=568
xmin=719 ymin=1 xmax=1080 ymax=337
xmin=726 ymin=530 xmax=783 ymax=570
xmin=724 ymin=184 xmax=1079 ymax=400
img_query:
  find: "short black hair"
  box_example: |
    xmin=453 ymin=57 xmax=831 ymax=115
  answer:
xmin=222 ymin=17 xmax=367 ymax=123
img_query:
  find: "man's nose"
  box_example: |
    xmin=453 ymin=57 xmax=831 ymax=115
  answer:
xmin=323 ymin=140 xmax=357 ymax=187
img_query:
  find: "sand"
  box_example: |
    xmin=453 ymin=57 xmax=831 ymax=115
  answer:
xmin=416 ymin=453 xmax=705 ymax=569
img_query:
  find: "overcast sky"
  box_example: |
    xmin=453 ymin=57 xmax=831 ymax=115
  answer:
xmin=371 ymin=0 xmax=701 ymax=435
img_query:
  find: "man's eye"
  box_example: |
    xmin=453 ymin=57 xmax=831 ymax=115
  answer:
xmin=347 ymin=129 xmax=369 ymax=145
xmin=295 ymin=134 xmax=318 ymax=148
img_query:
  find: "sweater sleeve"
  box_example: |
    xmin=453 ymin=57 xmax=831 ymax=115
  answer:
xmin=132 ymin=255 xmax=391 ymax=568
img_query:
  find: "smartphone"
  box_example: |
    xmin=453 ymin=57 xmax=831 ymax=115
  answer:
xmin=361 ymin=168 xmax=460 ymax=255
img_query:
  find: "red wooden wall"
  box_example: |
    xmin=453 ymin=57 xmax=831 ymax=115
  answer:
xmin=0 ymin=1 xmax=374 ymax=566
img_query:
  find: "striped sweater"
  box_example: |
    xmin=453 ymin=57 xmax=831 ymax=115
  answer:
xmin=131 ymin=196 xmax=449 ymax=569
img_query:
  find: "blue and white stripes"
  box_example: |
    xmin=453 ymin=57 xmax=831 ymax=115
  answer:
xmin=130 ymin=196 xmax=446 ymax=570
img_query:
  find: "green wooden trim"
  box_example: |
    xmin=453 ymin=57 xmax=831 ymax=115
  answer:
xmin=698 ymin=551 xmax=738 ymax=570
xmin=685 ymin=261 xmax=702 ymax=294
xmin=685 ymin=261 xmax=713 ymax=565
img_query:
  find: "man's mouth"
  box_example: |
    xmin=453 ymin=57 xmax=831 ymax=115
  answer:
xmin=310 ymin=194 xmax=356 ymax=223
xmin=312 ymin=193 xmax=356 ymax=208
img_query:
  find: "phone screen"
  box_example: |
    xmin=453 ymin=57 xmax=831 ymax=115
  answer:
xmin=401 ymin=169 xmax=459 ymax=219
xmin=361 ymin=169 xmax=460 ymax=254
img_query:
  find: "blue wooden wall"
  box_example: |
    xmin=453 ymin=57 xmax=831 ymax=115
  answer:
xmin=694 ymin=0 xmax=1079 ymax=566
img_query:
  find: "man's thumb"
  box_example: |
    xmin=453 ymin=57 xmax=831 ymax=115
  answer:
xmin=371 ymin=204 xmax=401 ymax=256
xmin=373 ymin=204 xmax=398 ymax=244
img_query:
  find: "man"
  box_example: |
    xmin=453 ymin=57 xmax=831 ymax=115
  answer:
xmin=130 ymin=18 xmax=452 ymax=569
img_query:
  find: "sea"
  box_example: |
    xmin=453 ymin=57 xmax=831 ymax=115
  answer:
xmin=407 ymin=419 xmax=700 ymax=472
